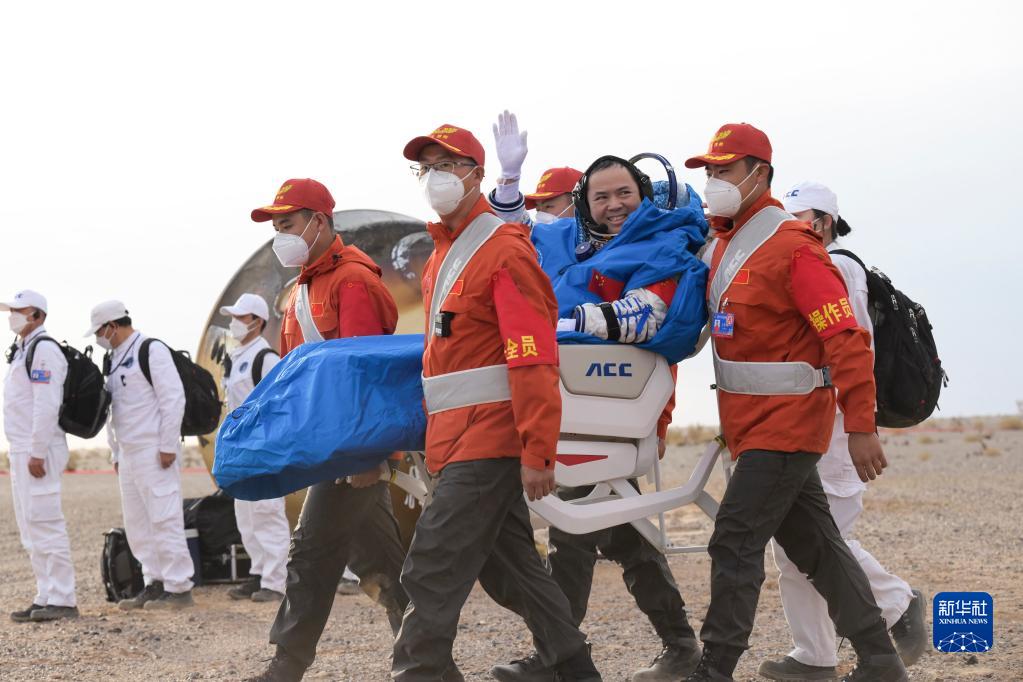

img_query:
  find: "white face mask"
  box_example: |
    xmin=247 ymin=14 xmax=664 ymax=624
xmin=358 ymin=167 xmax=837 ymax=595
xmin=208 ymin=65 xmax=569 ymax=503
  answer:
xmin=8 ymin=312 xmax=29 ymax=334
xmin=704 ymin=164 xmax=762 ymax=218
xmin=420 ymin=168 xmax=476 ymax=216
xmin=96 ymin=326 xmax=114 ymax=351
xmin=229 ymin=318 xmax=258 ymax=342
xmin=534 ymin=204 xmax=572 ymax=225
xmin=272 ymin=214 xmax=317 ymax=267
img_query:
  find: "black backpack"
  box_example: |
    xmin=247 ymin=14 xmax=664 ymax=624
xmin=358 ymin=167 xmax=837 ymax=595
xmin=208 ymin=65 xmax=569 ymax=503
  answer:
xmin=26 ymin=337 xmax=111 ymax=438
xmin=138 ymin=338 xmax=222 ymax=436
xmin=100 ymin=528 xmax=144 ymax=602
xmin=183 ymin=491 xmax=250 ymax=583
xmin=831 ymin=250 xmax=948 ymax=428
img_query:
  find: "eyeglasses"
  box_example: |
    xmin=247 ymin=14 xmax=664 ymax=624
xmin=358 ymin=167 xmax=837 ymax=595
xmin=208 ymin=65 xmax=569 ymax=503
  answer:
xmin=409 ymin=161 xmax=477 ymax=177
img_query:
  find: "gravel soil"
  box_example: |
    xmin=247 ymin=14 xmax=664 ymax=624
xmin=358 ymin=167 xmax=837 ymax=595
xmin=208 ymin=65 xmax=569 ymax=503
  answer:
xmin=0 ymin=422 xmax=1019 ymax=681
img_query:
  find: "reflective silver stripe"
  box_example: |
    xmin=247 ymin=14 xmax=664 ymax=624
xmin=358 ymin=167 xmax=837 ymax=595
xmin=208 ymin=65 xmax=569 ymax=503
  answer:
xmin=712 ymin=359 xmax=829 ymax=396
xmin=428 ymin=212 xmax=505 ymax=344
xmin=422 ymin=364 xmax=511 ymax=415
xmin=709 ymin=206 xmax=831 ymax=396
xmin=295 ymin=283 xmax=324 ymax=343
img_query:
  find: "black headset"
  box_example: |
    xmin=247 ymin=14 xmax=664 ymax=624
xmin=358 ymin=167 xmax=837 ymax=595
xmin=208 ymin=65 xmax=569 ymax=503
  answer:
xmin=572 ymin=155 xmax=654 ymax=237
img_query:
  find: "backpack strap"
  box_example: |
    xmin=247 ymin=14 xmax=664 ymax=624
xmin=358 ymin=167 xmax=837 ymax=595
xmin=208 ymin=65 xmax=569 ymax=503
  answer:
xmin=24 ymin=335 xmax=61 ymax=380
xmin=829 ymin=248 xmax=867 ymax=272
xmin=138 ymin=338 xmax=157 ymax=386
xmin=251 ymin=348 xmax=279 ymax=384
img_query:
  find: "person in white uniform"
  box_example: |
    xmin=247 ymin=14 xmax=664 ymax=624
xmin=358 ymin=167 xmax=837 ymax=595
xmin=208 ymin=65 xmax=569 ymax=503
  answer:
xmin=87 ymin=300 xmax=195 ymax=610
xmin=756 ymin=182 xmax=927 ymax=681
xmin=2 ymin=290 xmax=78 ymax=622
xmin=219 ymin=293 xmax=290 ymax=603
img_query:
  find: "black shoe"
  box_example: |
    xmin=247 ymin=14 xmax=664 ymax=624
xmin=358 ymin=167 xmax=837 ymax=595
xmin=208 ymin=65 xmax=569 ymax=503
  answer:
xmin=757 ymin=656 xmax=837 ymax=681
xmin=553 ymin=643 xmax=601 ymax=681
xmin=839 ymin=653 xmax=908 ymax=682
xmin=30 ymin=605 xmax=80 ymax=622
xmin=633 ymin=638 xmax=702 ymax=680
xmin=683 ymin=648 xmax=737 ymax=682
xmin=244 ymin=650 xmax=306 ymax=682
xmin=889 ymin=589 xmax=928 ymax=667
xmin=10 ymin=603 xmax=43 ymax=623
xmin=228 ymin=576 xmax=261 ymax=600
xmin=491 ymin=652 xmax=555 ymax=682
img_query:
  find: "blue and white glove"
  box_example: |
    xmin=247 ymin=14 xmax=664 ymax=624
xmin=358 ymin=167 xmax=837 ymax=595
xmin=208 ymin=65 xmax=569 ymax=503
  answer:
xmin=573 ymin=288 xmax=668 ymax=343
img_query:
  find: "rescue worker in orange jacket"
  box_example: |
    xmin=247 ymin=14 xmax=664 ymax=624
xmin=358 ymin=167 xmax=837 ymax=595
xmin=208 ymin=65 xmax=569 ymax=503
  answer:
xmin=679 ymin=125 xmax=908 ymax=682
xmin=390 ymin=125 xmax=600 ymax=682
xmin=243 ymin=179 xmax=408 ymax=682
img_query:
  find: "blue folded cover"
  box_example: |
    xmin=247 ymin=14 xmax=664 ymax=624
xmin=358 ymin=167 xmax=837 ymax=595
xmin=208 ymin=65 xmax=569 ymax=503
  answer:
xmin=213 ymin=334 xmax=427 ymax=501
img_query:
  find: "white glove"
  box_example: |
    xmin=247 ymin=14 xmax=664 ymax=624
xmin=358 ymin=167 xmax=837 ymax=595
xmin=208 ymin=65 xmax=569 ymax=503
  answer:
xmin=556 ymin=318 xmax=576 ymax=332
xmin=493 ymin=110 xmax=528 ymax=179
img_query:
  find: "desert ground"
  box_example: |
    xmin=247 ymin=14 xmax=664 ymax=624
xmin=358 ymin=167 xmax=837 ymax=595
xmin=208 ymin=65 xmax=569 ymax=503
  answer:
xmin=0 ymin=416 xmax=1020 ymax=681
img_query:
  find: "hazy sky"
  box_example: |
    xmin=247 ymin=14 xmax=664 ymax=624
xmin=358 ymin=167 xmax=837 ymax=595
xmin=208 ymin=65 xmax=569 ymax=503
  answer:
xmin=2 ymin=1 xmax=1020 ymax=450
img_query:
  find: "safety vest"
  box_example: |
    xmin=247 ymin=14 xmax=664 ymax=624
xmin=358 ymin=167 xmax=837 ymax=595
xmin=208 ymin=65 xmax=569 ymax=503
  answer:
xmin=710 ymin=206 xmax=833 ymax=396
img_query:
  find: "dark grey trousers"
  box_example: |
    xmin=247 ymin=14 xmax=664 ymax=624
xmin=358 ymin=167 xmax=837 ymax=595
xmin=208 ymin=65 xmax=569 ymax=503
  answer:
xmin=270 ymin=479 xmax=408 ymax=669
xmin=391 ymin=458 xmax=588 ymax=681
xmin=700 ymin=450 xmax=896 ymax=669
xmin=548 ymin=481 xmax=697 ymax=645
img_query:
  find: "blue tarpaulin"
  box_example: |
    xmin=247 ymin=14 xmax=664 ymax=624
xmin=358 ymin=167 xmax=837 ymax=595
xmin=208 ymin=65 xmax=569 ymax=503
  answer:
xmin=213 ymin=334 xmax=427 ymax=500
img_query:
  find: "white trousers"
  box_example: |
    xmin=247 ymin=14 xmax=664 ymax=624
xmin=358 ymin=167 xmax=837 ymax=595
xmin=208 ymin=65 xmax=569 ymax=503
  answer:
xmin=234 ymin=497 xmax=290 ymax=594
xmin=117 ymin=447 xmax=194 ymax=593
xmin=771 ymin=491 xmax=913 ymax=667
xmin=8 ymin=445 xmax=76 ymax=607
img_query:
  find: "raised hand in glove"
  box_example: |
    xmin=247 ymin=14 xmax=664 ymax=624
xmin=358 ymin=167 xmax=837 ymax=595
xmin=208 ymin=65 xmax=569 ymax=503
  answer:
xmin=492 ymin=110 xmax=528 ymax=180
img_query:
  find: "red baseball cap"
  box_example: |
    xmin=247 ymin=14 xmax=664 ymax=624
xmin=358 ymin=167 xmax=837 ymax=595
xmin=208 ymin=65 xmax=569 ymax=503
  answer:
xmin=251 ymin=178 xmax=336 ymax=222
xmin=684 ymin=123 xmax=773 ymax=169
xmin=403 ymin=124 xmax=485 ymax=167
xmin=524 ymin=167 xmax=583 ymax=209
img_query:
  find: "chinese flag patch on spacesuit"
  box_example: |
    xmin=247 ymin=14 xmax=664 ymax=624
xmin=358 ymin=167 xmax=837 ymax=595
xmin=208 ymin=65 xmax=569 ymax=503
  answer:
xmin=588 ymin=269 xmax=625 ymax=302
xmin=492 ymin=267 xmax=557 ymax=368
xmin=790 ymin=245 xmax=858 ymax=340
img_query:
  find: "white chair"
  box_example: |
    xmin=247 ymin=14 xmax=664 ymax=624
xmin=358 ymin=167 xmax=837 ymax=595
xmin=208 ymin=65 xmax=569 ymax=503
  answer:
xmin=527 ymin=344 xmax=730 ymax=555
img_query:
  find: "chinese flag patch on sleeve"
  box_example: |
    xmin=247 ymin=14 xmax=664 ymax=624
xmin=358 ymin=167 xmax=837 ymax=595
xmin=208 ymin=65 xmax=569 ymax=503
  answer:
xmin=790 ymin=245 xmax=858 ymax=340
xmin=492 ymin=267 xmax=557 ymax=368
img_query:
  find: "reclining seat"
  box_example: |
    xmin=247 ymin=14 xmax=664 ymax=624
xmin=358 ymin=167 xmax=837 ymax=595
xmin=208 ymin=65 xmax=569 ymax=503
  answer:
xmin=526 ymin=343 xmax=729 ymax=554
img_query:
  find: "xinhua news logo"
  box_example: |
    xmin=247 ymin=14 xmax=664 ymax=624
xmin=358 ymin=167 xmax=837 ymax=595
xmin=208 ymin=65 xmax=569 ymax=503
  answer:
xmin=933 ymin=591 xmax=993 ymax=653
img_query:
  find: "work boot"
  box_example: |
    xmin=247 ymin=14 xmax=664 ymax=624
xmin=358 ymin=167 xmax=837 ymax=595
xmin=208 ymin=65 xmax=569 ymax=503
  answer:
xmin=757 ymin=656 xmax=837 ymax=680
xmin=228 ymin=576 xmax=261 ymax=600
xmin=336 ymin=576 xmax=361 ymax=595
xmin=838 ymin=653 xmax=908 ymax=681
xmin=143 ymin=590 xmax=195 ymax=610
xmin=251 ymin=588 xmax=285 ymax=603
xmin=633 ymin=637 xmax=702 ymax=680
xmin=490 ymin=652 xmax=555 ymax=682
xmin=118 ymin=581 xmax=164 ymax=610
xmin=889 ymin=589 xmax=928 ymax=666
xmin=842 ymin=627 xmax=908 ymax=682
xmin=10 ymin=603 xmax=43 ymax=623
xmin=441 ymin=663 xmax=466 ymax=682
xmin=683 ymin=645 xmax=741 ymax=682
xmin=244 ymin=648 xmax=306 ymax=682
xmin=30 ymin=605 xmax=80 ymax=622
xmin=553 ymin=643 xmax=601 ymax=681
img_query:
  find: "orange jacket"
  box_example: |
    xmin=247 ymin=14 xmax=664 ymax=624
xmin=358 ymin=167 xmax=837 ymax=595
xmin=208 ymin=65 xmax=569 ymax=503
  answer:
xmin=422 ymin=196 xmax=560 ymax=474
xmin=708 ymin=192 xmax=876 ymax=458
xmin=281 ymin=235 xmax=398 ymax=356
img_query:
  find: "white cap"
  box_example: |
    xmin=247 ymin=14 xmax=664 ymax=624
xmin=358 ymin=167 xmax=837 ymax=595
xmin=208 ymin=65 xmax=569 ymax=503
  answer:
xmin=782 ymin=181 xmax=839 ymax=221
xmin=85 ymin=299 xmax=130 ymax=336
xmin=219 ymin=293 xmax=270 ymax=321
xmin=0 ymin=289 xmax=47 ymax=313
